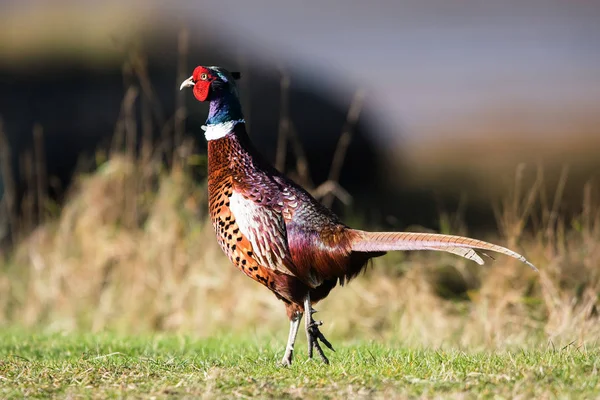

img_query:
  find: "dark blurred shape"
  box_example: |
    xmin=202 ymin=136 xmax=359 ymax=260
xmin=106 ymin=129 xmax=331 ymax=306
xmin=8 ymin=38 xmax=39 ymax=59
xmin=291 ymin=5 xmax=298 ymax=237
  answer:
xmin=0 ymin=120 xmax=12 ymax=250
xmin=1 ymin=0 xmax=599 ymax=244
xmin=0 ymin=179 xmax=6 ymax=248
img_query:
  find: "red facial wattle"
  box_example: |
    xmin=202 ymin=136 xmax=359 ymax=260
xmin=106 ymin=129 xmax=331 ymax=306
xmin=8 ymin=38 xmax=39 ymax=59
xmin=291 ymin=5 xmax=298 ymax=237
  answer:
xmin=193 ymin=82 xmax=210 ymax=102
xmin=191 ymin=66 xmax=214 ymax=102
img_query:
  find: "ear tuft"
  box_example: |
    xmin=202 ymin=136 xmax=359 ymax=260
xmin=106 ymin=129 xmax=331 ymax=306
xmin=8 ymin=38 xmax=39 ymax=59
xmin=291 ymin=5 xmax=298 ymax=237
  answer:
xmin=231 ymin=72 xmax=242 ymax=80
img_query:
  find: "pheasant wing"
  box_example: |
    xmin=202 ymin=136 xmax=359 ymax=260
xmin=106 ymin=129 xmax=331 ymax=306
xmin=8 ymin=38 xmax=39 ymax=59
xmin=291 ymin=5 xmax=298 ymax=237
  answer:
xmin=228 ymin=189 xmax=297 ymax=277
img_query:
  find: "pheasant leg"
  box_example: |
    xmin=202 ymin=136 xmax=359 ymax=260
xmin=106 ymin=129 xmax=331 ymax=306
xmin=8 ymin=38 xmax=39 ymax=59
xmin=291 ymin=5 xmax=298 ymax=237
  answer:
xmin=281 ymin=312 xmax=302 ymax=366
xmin=304 ymin=294 xmax=335 ymax=364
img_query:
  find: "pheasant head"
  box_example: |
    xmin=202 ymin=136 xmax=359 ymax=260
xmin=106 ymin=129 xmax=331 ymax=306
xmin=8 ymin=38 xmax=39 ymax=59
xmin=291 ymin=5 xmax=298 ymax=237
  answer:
xmin=180 ymin=66 xmax=243 ymax=127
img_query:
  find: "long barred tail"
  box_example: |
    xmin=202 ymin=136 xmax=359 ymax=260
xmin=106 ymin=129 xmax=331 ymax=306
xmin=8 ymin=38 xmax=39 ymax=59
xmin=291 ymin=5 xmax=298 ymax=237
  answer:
xmin=350 ymin=230 xmax=538 ymax=271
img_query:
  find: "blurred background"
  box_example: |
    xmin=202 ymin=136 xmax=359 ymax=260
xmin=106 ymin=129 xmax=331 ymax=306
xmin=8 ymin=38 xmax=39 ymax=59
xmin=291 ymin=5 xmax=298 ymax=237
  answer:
xmin=0 ymin=1 xmax=599 ymax=345
xmin=2 ymin=1 xmax=600 ymax=242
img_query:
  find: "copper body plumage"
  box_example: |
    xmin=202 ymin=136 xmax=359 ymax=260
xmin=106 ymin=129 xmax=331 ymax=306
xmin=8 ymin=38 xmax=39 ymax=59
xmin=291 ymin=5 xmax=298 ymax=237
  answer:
xmin=181 ymin=66 xmax=537 ymax=365
xmin=207 ymin=124 xmax=378 ymax=313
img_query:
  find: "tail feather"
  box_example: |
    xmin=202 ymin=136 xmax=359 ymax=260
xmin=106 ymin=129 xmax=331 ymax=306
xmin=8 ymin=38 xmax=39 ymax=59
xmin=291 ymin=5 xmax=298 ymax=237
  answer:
xmin=351 ymin=230 xmax=537 ymax=271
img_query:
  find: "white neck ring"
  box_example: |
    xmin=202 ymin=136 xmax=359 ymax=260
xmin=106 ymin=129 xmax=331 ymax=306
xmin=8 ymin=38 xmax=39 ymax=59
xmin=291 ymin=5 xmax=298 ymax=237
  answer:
xmin=202 ymin=119 xmax=245 ymax=141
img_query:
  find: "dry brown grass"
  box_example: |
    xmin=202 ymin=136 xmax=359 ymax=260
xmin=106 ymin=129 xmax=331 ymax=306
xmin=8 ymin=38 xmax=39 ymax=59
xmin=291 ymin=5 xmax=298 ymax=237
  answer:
xmin=1 ymin=151 xmax=599 ymax=351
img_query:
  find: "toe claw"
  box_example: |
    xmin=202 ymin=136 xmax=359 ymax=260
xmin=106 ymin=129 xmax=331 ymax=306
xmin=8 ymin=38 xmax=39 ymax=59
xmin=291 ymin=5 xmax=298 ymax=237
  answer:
xmin=280 ymin=358 xmax=292 ymax=367
xmin=319 ymin=335 xmax=335 ymax=352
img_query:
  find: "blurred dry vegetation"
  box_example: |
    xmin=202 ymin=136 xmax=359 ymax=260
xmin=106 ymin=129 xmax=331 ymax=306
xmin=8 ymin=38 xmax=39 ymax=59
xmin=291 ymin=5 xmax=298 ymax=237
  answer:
xmin=1 ymin=6 xmax=600 ymax=351
xmin=1 ymin=142 xmax=599 ymax=350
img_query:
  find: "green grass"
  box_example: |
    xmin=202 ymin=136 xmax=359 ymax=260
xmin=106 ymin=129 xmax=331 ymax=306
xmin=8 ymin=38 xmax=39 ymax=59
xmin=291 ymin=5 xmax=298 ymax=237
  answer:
xmin=0 ymin=331 xmax=598 ymax=399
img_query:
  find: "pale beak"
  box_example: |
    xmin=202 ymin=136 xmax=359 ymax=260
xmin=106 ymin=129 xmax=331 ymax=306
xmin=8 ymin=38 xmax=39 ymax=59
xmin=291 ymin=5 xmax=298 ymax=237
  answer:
xmin=180 ymin=76 xmax=195 ymax=90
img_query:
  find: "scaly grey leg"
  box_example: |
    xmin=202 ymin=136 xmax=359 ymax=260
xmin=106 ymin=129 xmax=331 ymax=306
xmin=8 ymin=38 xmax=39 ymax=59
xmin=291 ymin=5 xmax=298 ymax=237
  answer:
xmin=281 ymin=312 xmax=302 ymax=366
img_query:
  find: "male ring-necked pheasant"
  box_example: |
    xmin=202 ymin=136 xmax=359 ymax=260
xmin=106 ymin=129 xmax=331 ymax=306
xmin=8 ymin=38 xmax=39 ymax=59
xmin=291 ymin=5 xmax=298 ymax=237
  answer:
xmin=180 ymin=66 xmax=537 ymax=366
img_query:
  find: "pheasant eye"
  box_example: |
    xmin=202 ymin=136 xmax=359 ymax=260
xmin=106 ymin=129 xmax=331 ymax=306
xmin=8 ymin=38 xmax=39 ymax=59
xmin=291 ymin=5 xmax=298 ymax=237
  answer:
xmin=200 ymin=73 xmax=208 ymax=80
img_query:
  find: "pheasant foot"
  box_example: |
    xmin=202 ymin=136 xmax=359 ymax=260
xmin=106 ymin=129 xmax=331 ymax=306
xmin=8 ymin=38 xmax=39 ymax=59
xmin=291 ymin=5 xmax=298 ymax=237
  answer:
xmin=304 ymin=295 xmax=334 ymax=364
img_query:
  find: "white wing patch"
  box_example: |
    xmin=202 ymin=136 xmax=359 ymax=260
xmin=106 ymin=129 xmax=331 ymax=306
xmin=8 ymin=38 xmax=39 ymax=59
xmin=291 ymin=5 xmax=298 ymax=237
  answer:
xmin=229 ymin=191 xmax=294 ymax=275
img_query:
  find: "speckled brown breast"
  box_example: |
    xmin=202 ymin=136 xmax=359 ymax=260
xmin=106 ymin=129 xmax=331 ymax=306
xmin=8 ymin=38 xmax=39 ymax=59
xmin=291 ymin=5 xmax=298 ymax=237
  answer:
xmin=208 ymin=172 xmax=280 ymax=292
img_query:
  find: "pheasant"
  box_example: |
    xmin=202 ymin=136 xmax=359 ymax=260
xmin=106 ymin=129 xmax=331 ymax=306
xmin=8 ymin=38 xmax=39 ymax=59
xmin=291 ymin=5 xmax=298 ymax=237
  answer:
xmin=180 ymin=66 xmax=537 ymax=366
